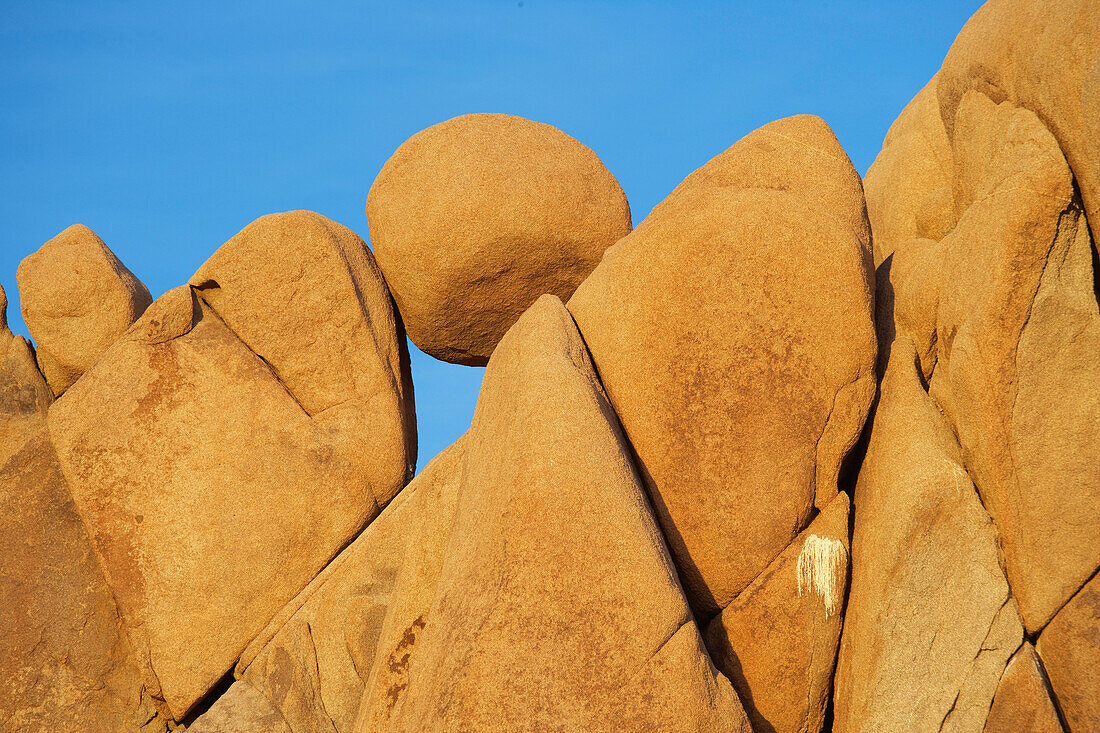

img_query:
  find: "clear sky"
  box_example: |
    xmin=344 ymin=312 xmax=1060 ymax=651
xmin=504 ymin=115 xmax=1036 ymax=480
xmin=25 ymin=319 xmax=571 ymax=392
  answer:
xmin=0 ymin=0 xmax=980 ymax=471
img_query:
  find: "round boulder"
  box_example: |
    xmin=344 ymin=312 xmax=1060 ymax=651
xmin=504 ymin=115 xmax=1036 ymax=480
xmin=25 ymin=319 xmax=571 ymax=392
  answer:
xmin=366 ymin=113 xmax=631 ymax=365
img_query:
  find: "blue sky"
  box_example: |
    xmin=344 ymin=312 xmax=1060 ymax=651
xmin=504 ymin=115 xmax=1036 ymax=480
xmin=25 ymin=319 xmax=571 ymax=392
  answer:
xmin=0 ymin=0 xmax=980 ymax=470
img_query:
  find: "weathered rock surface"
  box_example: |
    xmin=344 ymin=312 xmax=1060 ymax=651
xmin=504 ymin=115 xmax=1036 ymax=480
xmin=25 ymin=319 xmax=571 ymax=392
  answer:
xmin=186 ymin=681 xmax=290 ymax=733
xmin=984 ymin=643 xmax=1064 ymax=733
xmin=863 ymin=75 xmax=956 ymax=267
xmin=47 ymin=213 xmax=415 ymax=721
xmin=16 ymin=224 xmax=152 ymax=395
xmin=1037 ymin=572 xmax=1100 ymax=732
xmin=0 ymin=284 xmax=52 ymax=466
xmin=361 ymin=295 xmax=750 ymax=732
xmin=703 ymin=491 xmax=850 ymax=733
xmin=833 ymin=340 xmax=1023 ymax=732
xmin=0 ymin=432 xmax=166 ymax=733
xmin=568 ymin=114 xmax=876 ymax=617
xmin=238 ymin=439 xmax=464 ymax=733
xmin=190 ymin=210 xmax=416 ymax=501
xmin=937 ymin=0 xmax=1100 ymax=249
xmin=366 ymin=113 xmax=632 ymax=365
xmin=349 ymin=440 xmax=465 ymax=733
xmin=928 ymin=90 xmax=1099 ymax=633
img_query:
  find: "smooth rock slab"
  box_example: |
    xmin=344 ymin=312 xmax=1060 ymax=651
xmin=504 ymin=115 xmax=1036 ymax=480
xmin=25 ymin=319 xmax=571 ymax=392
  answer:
xmin=568 ymin=114 xmax=876 ymax=617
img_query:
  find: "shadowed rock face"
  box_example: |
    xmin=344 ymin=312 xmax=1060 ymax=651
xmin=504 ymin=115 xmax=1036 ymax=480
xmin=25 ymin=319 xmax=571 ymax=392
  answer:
xmin=186 ymin=681 xmax=290 ymax=733
xmin=45 ymin=211 xmax=416 ymax=721
xmin=850 ymin=3 xmax=1100 ymax=729
xmin=359 ymin=295 xmax=750 ymax=733
xmin=926 ymin=89 xmax=1099 ymax=634
xmin=568 ymin=114 xmax=876 ymax=618
xmin=984 ymin=643 xmax=1064 ymax=733
xmin=17 ymin=224 xmax=152 ymax=395
xmin=366 ymin=113 xmax=632 ymax=366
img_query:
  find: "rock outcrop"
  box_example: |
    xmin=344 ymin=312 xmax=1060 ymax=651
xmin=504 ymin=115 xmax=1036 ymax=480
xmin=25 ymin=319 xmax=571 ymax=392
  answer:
xmin=366 ymin=113 xmax=632 ymax=365
xmin=2 ymin=2 xmax=1098 ymax=730
xmin=360 ymin=295 xmax=750 ymax=732
xmin=703 ymin=492 xmax=850 ymax=733
xmin=833 ymin=341 xmax=1023 ymax=733
xmin=16 ymin=224 xmax=152 ymax=395
xmin=568 ymin=114 xmax=876 ymax=617
xmin=45 ymin=212 xmax=416 ymax=721
xmin=0 ymin=433 xmax=165 ymax=733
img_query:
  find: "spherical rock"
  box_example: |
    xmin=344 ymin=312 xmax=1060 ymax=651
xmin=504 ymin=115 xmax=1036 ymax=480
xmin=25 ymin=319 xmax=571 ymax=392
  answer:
xmin=366 ymin=113 xmax=631 ymax=365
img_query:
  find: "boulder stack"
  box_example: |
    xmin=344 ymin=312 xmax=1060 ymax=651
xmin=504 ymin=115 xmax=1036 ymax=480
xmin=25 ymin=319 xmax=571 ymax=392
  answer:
xmin=2 ymin=1 xmax=1098 ymax=730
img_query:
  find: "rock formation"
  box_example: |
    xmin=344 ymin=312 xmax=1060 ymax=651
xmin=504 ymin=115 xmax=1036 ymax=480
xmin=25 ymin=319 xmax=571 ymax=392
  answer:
xmin=568 ymin=114 xmax=876 ymax=618
xmin=366 ymin=113 xmax=631 ymax=365
xmin=17 ymin=224 xmax=152 ymax=395
xmin=44 ymin=212 xmax=415 ymax=721
xmin=2 ymin=1 xmax=1097 ymax=730
xmin=359 ymin=295 xmax=749 ymax=732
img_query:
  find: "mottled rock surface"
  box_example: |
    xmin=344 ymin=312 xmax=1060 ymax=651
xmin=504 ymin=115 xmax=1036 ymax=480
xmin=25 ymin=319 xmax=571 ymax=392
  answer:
xmin=833 ymin=341 xmax=1023 ymax=732
xmin=366 ymin=113 xmax=631 ymax=365
xmin=703 ymin=491 xmax=850 ymax=733
xmin=351 ymin=440 xmax=465 ymax=733
xmin=0 ymin=433 xmax=165 ymax=733
xmin=568 ymin=114 xmax=875 ymax=617
xmin=362 ymin=295 xmax=750 ymax=732
xmin=16 ymin=224 xmax=152 ymax=395
xmin=239 ymin=439 xmax=464 ymax=733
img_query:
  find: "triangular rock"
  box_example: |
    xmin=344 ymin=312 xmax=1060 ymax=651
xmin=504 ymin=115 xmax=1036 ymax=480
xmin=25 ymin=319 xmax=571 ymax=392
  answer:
xmin=364 ymin=295 xmax=750 ymax=732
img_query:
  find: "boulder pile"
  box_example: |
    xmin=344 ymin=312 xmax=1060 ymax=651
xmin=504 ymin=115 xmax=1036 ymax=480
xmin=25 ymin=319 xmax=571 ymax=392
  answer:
xmin=1 ymin=1 xmax=1096 ymax=731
